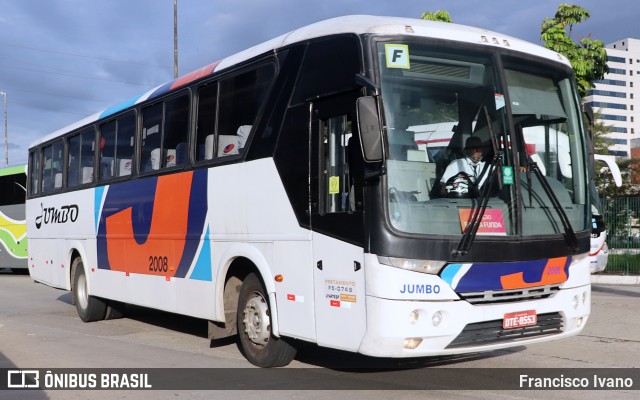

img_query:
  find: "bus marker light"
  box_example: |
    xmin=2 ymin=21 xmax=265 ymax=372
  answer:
xmin=275 ymin=274 xmax=284 ymax=282
xmin=403 ymin=338 xmax=422 ymax=349
xmin=576 ymin=317 xmax=583 ymax=328
xmin=572 ymin=295 xmax=579 ymax=310
xmin=432 ymin=311 xmax=443 ymax=327
xmin=409 ymin=310 xmax=419 ymax=324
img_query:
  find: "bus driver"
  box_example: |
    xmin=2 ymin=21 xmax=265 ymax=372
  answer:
xmin=440 ymin=136 xmax=488 ymax=197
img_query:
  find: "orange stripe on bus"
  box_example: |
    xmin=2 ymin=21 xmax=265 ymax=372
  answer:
xmin=105 ymin=173 xmax=194 ymax=276
xmin=500 ymin=257 xmax=568 ymax=289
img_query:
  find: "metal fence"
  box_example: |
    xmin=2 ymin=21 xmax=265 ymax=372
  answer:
xmin=601 ymin=197 xmax=640 ymax=275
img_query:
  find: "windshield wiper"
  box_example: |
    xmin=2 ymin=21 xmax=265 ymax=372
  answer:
xmin=452 ymin=107 xmax=502 ymax=258
xmin=525 ymin=157 xmax=579 ymax=252
xmin=452 ymin=151 xmax=502 ymax=257
xmin=512 ymin=123 xmax=579 ymax=253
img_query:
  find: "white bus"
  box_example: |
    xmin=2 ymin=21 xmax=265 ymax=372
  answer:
xmin=590 ymin=154 xmax=622 ymax=273
xmin=26 ymin=15 xmax=592 ymax=367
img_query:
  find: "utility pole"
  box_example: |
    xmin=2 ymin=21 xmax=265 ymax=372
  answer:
xmin=0 ymin=91 xmax=7 ymax=167
xmin=174 ymin=0 xmax=179 ymax=78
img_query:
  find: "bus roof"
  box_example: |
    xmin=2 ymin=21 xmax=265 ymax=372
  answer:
xmin=0 ymin=164 xmax=26 ymax=177
xmin=30 ymin=15 xmax=569 ymax=149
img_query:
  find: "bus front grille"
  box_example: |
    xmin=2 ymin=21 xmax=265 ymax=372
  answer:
xmin=458 ymin=285 xmax=561 ymax=304
xmin=445 ymin=312 xmax=564 ymax=349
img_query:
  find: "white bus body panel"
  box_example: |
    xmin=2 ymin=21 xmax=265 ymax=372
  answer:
xmin=26 ymin=159 xmax=318 ymax=342
xmin=359 ymin=254 xmax=591 ymax=357
xmin=312 ymin=233 xmax=366 ymax=351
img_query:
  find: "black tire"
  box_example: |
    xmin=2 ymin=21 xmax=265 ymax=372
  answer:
xmin=237 ymin=273 xmax=296 ymax=367
xmin=72 ymin=257 xmax=107 ymax=322
xmin=10 ymin=268 xmax=29 ymax=275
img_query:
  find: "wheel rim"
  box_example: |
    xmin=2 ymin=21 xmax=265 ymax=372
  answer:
xmin=77 ymin=272 xmax=89 ymax=310
xmin=242 ymin=291 xmax=271 ymax=346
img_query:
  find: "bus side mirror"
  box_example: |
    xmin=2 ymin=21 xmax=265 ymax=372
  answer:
xmin=356 ymin=96 xmax=384 ymax=162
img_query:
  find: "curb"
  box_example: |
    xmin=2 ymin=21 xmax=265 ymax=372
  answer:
xmin=591 ymin=275 xmax=640 ymax=285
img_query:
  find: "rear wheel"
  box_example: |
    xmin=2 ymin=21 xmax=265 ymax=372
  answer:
xmin=237 ymin=273 xmax=296 ymax=367
xmin=72 ymin=258 xmax=107 ymax=322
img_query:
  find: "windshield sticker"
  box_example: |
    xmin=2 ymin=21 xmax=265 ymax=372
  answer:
xmin=328 ymin=176 xmax=340 ymax=194
xmin=459 ymin=209 xmax=506 ymax=235
xmin=495 ymin=93 xmax=505 ymax=110
xmin=385 ymin=44 xmax=410 ymax=69
xmin=502 ymin=166 xmax=514 ymax=185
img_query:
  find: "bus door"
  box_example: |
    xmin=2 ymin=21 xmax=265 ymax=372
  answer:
xmin=310 ymin=95 xmax=367 ymax=351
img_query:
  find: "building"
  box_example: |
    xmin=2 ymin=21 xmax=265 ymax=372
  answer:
xmin=584 ymin=38 xmax=640 ymax=159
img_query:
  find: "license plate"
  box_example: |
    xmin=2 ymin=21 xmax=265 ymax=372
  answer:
xmin=503 ymin=310 xmax=537 ymax=329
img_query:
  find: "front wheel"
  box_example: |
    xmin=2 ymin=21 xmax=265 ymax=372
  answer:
xmin=72 ymin=258 xmax=107 ymax=322
xmin=237 ymin=273 xmax=296 ymax=367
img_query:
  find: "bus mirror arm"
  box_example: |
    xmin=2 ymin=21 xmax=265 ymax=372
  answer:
xmin=355 ymin=74 xmax=379 ymax=96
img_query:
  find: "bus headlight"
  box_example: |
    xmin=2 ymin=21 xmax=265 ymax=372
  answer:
xmin=377 ymin=256 xmax=446 ymax=275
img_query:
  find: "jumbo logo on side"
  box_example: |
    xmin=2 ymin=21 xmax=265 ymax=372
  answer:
xmin=96 ymin=170 xmax=207 ymax=278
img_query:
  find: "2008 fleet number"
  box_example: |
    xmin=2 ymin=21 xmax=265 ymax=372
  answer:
xmin=149 ymin=256 xmax=169 ymax=272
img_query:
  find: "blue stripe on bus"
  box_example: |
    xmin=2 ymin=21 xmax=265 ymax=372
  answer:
xmin=440 ymin=263 xmax=464 ymax=285
xmin=94 ymin=186 xmax=106 ymax=229
xmin=99 ymin=95 xmax=143 ymax=119
xmin=190 ymin=226 xmax=212 ymax=281
xmin=148 ymin=81 xmax=174 ymax=100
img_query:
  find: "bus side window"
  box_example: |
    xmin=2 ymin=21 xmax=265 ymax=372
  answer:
xmin=141 ymin=103 xmax=162 ymax=172
xmin=195 ymin=83 xmax=218 ymax=162
xmin=42 ymin=140 xmax=63 ymax=192
xmin=28 ymin=150 xmax=40 ymax=196
xmin=162 ymin=94 xmax=190 ymax=168
xmin=216 ymin=64 xmax=275 ymax=157
xmin=99 ymin=113 xmax=134 ymax=180
xmin=99 ymin=120 xmax=116 ymax=180
xmin=68 ymin=127 xmax=95 ymax=187
xmin=116 ymin=112 xmax=135 ymax=177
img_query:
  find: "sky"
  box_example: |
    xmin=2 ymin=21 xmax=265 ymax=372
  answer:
xmin=0 ymin=0 xmax=638 ymax=166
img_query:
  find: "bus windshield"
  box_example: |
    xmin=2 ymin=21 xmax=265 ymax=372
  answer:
xmin=378 ymin=42 xmax=588 ymax=238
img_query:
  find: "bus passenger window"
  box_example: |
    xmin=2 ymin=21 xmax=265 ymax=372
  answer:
xmin=42 ymin=140 xmax=63 ymax=192
xmin=99 ymin=121 xmax=116 ymax=180
xmin=195 ymin=83 xmax=218 ymax=162
xmin=29 ymin=150 xmax=40 ymax=196
xmin=162 ymin=94 xmax=189 ymax=168
xmin=141 ymin=103 xmax=162 ymax=172
xmin=216 ymin=64 xmax=275 ymax=157
xmin=68 ymin=128 xmax=95 ymax=187
xmin=115 ymin=113 xmax=135 ymax=177
xmin=99 ymin=113 xmax=134 ymax=180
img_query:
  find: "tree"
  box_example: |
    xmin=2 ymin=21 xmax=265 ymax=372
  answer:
xmin=421 ymin=10 xmax=452 ymax=23
xmin=540 ymin=4 xmax=609 ymax=98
